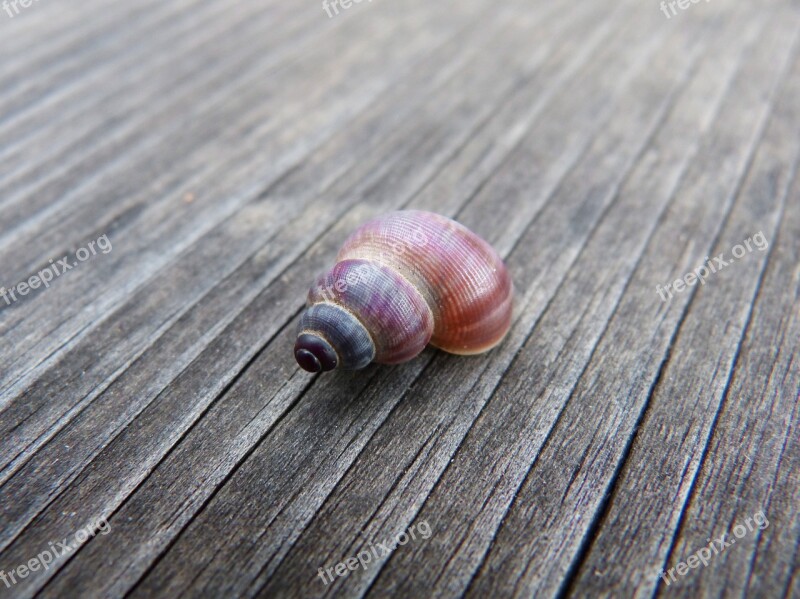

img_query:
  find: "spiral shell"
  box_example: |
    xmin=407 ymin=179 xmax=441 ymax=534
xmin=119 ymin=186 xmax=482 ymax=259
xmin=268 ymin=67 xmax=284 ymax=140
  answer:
xmin=294 ymin=210 xmax=513 ymax=373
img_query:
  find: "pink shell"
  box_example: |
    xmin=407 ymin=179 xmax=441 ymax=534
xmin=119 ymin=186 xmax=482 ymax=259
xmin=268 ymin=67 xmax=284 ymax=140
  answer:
xmin=336 ymin=210 xmax=513 ymax=355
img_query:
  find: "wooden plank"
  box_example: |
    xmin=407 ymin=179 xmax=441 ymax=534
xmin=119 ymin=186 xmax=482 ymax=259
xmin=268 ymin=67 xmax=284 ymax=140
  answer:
xmin=0 ymin=0 xmax=536 ymax=517
xmin=0 ymin=0 xmax=501 ymax=497
xmin=567 ymin=32 xmax=800 ymax=597
xmin=0 ymin=0 xmax=797 ymax=597
xmin=453 ymin=8 xmax=799 ymax=598
xmin=0 ymin=0 xmax=490 ymax=393
xmin=0 ymin=0 xmax=438 ymax=358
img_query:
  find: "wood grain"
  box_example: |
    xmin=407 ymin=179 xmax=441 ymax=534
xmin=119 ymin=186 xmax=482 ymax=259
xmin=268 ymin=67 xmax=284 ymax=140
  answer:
xmin=0 ymin=0 xmax=797 ymax=597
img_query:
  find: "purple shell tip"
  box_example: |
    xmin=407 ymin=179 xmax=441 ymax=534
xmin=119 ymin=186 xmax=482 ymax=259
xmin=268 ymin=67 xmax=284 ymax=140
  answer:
xmin=295 ymin=333 xmax=338 ymax=373
xmin=295 ymin=349 xmax=322 ymax=373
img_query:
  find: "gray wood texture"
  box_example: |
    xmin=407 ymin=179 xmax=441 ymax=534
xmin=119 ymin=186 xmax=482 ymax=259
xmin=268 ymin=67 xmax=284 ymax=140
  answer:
xmin=0 ymin=0 xmax=798 ymax=597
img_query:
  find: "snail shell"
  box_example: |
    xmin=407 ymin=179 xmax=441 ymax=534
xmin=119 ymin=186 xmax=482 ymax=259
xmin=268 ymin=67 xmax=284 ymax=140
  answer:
xmin=294 ymin=210 xmax=513 ymax=372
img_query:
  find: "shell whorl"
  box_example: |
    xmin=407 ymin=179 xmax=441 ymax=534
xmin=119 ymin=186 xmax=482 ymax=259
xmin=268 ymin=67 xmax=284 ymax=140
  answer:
xmin=295 ymin=211 xmax=513 ymax=372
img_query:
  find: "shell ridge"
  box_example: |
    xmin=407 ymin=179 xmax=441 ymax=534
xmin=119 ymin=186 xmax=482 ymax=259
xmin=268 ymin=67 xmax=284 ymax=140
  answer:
xmin=360 ymin=253 xmax=436 ymax=335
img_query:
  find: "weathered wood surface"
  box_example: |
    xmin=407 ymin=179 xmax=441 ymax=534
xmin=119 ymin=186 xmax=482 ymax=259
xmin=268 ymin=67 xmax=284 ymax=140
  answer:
xmin=0 ymin=0 xmax=798 ymax=597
